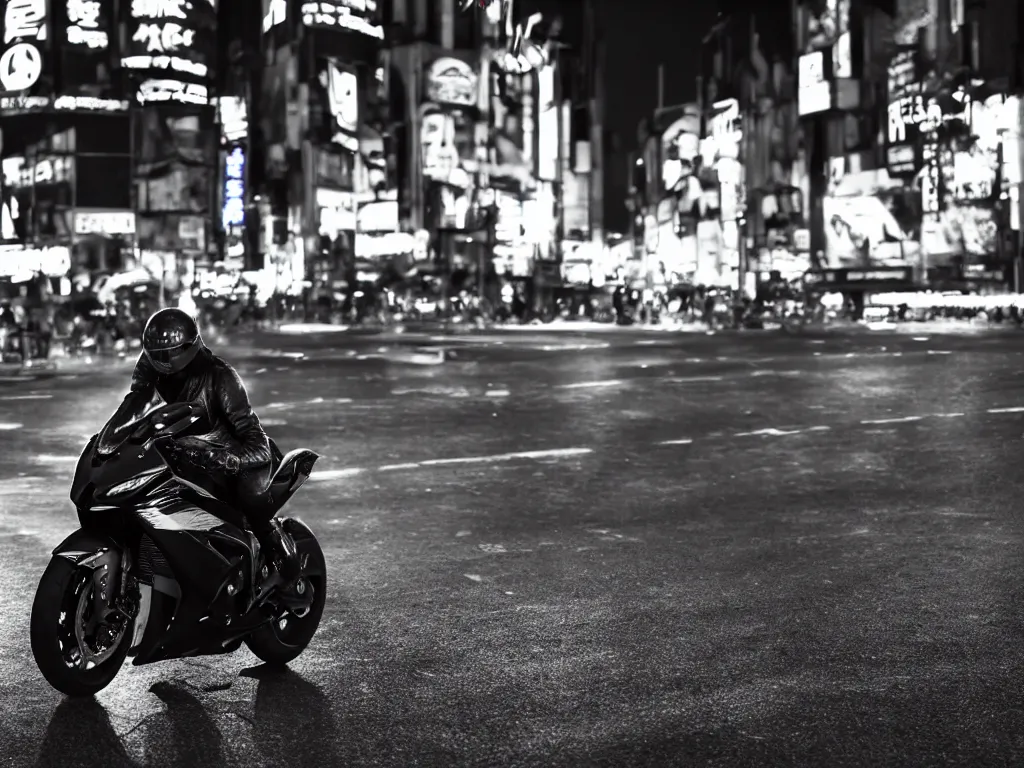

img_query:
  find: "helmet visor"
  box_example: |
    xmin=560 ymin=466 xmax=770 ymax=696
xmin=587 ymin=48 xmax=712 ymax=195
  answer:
xmin=145 ymin=342 xmax=196 ymax=374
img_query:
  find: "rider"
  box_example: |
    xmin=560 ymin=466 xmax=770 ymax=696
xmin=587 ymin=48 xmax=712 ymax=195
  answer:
xmin=98 ymin=308 xmax=301 ymax=595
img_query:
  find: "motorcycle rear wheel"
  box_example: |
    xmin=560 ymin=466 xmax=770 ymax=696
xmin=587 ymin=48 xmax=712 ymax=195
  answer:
xmin=245 ymin=520 xmax=327 ymax=666
xmin=31 ymin=556 xmax=133 ymax=696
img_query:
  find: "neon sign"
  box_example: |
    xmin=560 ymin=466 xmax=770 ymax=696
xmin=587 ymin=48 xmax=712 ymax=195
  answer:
xmin=66 ymin=0 xmax=107 ymax=49
xmin=0 ymin=0 xmax=47 ymax=93
xmin=138 ymin=78 xmax=208 ymax=105
xmin=123 ymin=0 xmax=211 ymax=80
xmin=222 ymin=146 xmax=245 ymax=230
xmin=300 ymin=0 xmax=383 ymax=39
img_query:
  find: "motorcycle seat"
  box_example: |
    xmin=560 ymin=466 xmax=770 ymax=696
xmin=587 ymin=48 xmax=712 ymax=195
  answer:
xmin=266 ymin=448 xmax=319 ymax=512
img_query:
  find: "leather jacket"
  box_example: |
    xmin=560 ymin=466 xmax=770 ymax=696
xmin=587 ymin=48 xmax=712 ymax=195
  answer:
xmin=99 ymin=348 xmax=273 ymax=470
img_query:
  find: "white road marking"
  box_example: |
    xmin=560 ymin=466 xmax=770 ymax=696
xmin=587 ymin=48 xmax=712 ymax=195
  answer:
xmin=932 ymin=412 xmax=965 ymax=418
xmin=665 ymin=375 xmax=724 ymax=383
xmin=734 ymin=426 xmax=831 ymax=437
xmin=927 ymin=350 xmax=953 ymax=355
xmin=392 ymin=386 xmax=471 ymax=397
xmin=0 ymin=394 xmax=52 ymax=401
xmin=860 ymin=416 xmax=923 ymax=425
xmin=312 ymin=468 xmax=366 ymax=481
xmin=312 ymin=448 xmax=597 ymax=479
xmin=0 ymin=423 xmax=22 ymax=430
xmin=988 ymin=406 xmax=1024 ymax=414
xmin=485 ymin=389 xmax=510 ymax=397
xmin=658 ymin=438 xmax=693 ymax=445
xmin=263 ymin=397 xmax=353 ymax=410
xmin=420 ymin=447 xmax=592 ymax=466
xmin=33 ymin=455 xmax=78 ymax=463
xmin=557 ymin=379 xmax=626 ymax=390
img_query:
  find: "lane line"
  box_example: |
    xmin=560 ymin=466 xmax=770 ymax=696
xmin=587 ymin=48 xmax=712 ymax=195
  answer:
xmin=556 ymin=379 xmax=626 ymax=390
xmin=312 ymin=468 xmax=366 ymax=481
xmin=735 ymin=426 xmax=831 ymax=437
xmin=664 ymin=376 xmax=724 ymax=383
xmin=861 ymin=416 xmax=924 ymax=425
xmin=263 ymin=397 xmax=353 ymax=410
xmin=0 ymin=394 xmax=52 ymax=401
xmin=0 ymin=423 xmax=22 ymax=430
xmin=657 ymin=438 xmax=693 ymax=445
xmin=988 ymin=406 xmax=1024 ymax=414
xmin=420 ymin=448 xmax=592 ymax=466
xmin=311 ymin=448 xmax=593 ymax=482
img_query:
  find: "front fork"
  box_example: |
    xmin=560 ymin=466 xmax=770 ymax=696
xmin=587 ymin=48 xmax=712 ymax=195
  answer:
xmin=60 ymin=547 xmax=137 ymax=635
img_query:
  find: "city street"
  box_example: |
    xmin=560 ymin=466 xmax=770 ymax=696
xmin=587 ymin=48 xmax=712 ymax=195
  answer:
xmin=3 ymin=327 xmax=1024 ymax=766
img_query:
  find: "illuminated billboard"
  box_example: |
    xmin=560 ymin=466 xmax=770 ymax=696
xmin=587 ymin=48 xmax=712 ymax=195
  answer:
xmin=0 ymin=0 xmax=50 ymax=95
xmin=823 ymin=164 xmax=921 ymax=269
xmin=920 ymin=94 xmax=1017 ymax=264
xmin=798 ymin=51 xmax=830 ymax=116
xmin=885 ymin=47 xmax=922 ymax=177
xmin=65 ymin=0 xmax=108 ymax=49
xmin=317 ymin=59 xmax=358 ymax=152
xmin=122 ymin=0 xmax=216 ymax=104
xmin=301 ymin=0 xmax=382 ymax=39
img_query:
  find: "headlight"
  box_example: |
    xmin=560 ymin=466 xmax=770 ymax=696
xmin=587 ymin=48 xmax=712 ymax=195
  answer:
xmin=106 ymin=470 xmax=163 ymax=496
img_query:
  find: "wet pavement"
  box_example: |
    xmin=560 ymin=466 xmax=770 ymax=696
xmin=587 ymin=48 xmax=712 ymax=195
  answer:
xmin=2 ymin=329 xmax=1024 ymax=766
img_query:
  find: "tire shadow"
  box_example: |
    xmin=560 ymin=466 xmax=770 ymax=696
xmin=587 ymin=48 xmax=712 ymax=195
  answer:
xmin=34 ymin=697 xmax=135 ymax=768
xmin=239 ymin=664 xmax=341 ymax=768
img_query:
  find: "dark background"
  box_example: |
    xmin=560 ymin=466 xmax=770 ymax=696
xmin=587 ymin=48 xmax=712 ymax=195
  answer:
xmin=520 ymin=0 xmax=716 ymax=232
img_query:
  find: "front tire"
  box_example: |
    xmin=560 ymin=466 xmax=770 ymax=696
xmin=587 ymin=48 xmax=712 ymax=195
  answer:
xmin=31 ymin=556 xmax=132 ymax=697
xmin=245 ymin=519 xmax=327 ymax=666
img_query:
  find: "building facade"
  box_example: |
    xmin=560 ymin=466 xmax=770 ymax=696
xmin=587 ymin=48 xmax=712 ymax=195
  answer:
xmin=254 ymin=0 xmax=603 ymax=294
xmin=649 ymin=0 xmax=1024 ymax=299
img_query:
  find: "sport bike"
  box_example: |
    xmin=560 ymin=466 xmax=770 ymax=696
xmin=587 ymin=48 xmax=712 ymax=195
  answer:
xmin=30 ymin=401 xmax=326 ymax=696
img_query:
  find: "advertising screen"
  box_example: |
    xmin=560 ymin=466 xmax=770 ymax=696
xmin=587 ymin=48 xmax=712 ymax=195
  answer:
xmin=823 ymin=165 xmax=921 ymax=269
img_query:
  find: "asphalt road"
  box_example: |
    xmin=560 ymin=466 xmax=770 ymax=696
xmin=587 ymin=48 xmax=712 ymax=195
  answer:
xmin=2 ymin=327 xmax=1024 ymax=766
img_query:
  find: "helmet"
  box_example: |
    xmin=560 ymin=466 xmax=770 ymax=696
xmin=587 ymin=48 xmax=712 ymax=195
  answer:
xmin=141 ymin=308 xmax=204 ymax=375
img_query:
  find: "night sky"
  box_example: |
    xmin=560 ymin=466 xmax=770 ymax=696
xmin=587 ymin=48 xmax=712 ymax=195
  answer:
xmin=595 ymin=0 xmax=717 ymax=231
xmin=514 ymin=0 xmax=717 ymax=231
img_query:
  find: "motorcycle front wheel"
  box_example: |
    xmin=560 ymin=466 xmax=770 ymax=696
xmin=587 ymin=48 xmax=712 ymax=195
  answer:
xmin=30 ymin=556 xmax=134 ymax=696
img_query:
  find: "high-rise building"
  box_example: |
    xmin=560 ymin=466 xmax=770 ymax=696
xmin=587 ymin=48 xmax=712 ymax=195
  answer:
xmin=0 ymin=0 xmax=133 ymax=287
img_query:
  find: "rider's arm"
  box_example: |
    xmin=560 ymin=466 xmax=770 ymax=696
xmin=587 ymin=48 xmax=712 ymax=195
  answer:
xmin=216 ymin=363 xmax=273 ymax=470
xmin=97 ymin=354 xmax=157 ymax=451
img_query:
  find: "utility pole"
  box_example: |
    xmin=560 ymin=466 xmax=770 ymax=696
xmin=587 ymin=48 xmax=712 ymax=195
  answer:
xmin=554 ymin=43 xmax=565 ymax=263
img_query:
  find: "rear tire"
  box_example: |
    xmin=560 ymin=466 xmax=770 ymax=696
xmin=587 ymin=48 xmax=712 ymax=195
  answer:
xmin=31 ymin=557 xmax=132 ymax=697
xmin=245 ymin=519 xmax=327 ymax=666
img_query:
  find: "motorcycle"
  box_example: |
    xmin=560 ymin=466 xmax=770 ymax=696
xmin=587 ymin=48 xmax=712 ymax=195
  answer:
xmin=30 ymin=401 xmax=326 ymax=697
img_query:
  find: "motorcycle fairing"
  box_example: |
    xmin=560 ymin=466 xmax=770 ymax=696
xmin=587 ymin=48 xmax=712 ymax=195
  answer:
xmin=129 ymin=488 xmax=272 ymax=666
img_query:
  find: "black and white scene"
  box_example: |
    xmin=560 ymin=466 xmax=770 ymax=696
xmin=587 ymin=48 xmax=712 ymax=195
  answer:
xmin=3 ymin=0 xmax=1024 ymax=765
